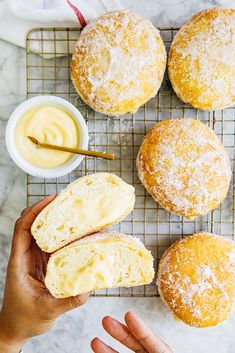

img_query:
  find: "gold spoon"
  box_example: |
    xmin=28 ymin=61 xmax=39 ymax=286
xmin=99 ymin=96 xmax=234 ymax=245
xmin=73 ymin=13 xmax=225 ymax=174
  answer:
xmin=27 ymin=136 xmax=115 ymax=161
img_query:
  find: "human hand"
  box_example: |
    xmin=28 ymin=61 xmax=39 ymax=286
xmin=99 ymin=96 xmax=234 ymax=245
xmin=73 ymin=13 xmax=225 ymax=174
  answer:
xmin=91 ymin=311 xmax=173 ymax=353
xmin=0 ymin=195 xmax=90 ymax=353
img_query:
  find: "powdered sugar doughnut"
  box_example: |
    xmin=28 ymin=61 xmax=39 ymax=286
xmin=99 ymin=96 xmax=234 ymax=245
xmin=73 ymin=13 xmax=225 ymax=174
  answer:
xmin=71 ymin=11 xmax=166 ymax=116
xmin=137 ymin=119 xmax=231 ymax=219
xmin=168 ymin=8 xmax=235 ymax=110
xmin=157 ymin=233 xmax=235 ymax=327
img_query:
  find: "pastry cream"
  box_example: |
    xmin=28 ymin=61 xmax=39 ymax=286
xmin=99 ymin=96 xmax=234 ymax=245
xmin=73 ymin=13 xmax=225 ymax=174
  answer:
xmin=62 ymin=254 xmax=115 ymax=296
xmin=68 ymin=194 xmax=126 ymax=232
xmin=15 ymin=105 xmax=79 ymax=168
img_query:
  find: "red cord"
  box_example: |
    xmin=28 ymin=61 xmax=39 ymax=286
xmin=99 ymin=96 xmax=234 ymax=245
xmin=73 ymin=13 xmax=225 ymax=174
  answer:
xmin=66 ymin=0 xmax=87 ymax=28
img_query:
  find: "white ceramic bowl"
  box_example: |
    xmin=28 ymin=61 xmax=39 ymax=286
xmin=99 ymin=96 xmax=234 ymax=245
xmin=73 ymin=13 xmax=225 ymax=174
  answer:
xmin=6 ymin=96 xmax=89 ymax=178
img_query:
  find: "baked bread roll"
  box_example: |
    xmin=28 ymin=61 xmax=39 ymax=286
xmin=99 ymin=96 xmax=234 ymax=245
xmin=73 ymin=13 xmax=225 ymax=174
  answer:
xmin=157 ymin=233 xmax=235 ymax=327
xmin=45 ymin=231 xmax=154 ymax=298
xmin=71 ymin=10 xmax=166 ymax=116
xmin=137 ymin=118 xmax=231 ymax=219
xmin=168 ymin=8 xmax=235 ymax=110
xmin=31 ymin=173 xmax=135 ymax=253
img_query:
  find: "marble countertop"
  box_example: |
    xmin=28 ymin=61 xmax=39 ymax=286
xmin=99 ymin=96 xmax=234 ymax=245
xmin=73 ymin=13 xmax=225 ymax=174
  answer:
xmin=0 ymin=0 xmax=235 ymax=352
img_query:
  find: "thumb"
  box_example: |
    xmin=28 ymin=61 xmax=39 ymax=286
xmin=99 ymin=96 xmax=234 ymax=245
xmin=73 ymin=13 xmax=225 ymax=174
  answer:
xmin=54 ymin=292 xmax=90 ymax=315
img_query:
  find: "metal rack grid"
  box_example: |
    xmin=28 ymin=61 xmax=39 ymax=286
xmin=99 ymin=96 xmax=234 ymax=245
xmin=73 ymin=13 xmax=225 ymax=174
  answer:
xmin=26 ymin=28 xmax=235 ymax=297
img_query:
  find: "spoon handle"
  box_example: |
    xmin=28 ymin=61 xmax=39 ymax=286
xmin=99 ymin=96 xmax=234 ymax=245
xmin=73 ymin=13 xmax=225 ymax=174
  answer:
xmin=38 ymin=142 xmax=115 ymax=160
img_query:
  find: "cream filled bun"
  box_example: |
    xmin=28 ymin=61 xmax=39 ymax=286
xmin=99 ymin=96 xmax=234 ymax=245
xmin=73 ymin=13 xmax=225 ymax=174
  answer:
xmin=137 ymin=118 xmax=231 ymax=219
xmin=31 ymin=173 xmax=135 ymax=252
xmin=71 ymin=11 xmax=166 ymax=115
xmin=158 ymin=233 xmax=235 ymax=327
xmin=168 ymin=8 xmax=235 ymax=110
xmin=45 ymin=232 xmax=154 ymax=298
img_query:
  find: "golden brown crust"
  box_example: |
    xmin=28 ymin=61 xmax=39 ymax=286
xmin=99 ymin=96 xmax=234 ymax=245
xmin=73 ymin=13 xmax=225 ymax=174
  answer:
xmin=157 ymin=233 xmax=235 ymax=327
xmin=168 ymin=8 xmax=235 ymax=110
xmin=71 ymin=10 xmax=166 ymax=116
xmin=136 ymin=118 xmax=231 ymax=219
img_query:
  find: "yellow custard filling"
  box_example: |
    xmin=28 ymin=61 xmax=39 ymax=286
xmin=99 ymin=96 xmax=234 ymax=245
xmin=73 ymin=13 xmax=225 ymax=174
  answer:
xmin=15 ymin=105 xmax=79 ymax=168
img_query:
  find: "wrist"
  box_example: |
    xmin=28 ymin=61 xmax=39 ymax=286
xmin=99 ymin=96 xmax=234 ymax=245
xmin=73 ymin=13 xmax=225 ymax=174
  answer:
xmin=0 ymin=312 xmax=26 ymax=353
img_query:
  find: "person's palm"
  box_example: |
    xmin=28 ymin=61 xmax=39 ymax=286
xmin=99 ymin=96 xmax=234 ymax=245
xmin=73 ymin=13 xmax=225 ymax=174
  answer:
xmin=24 ymin=236 xmax=49 ymax=282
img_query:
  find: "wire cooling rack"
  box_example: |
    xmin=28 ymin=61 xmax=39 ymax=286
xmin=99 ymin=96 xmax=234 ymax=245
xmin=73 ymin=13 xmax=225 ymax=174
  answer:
xmin=26 ymin=28 xmax=235 ymax=297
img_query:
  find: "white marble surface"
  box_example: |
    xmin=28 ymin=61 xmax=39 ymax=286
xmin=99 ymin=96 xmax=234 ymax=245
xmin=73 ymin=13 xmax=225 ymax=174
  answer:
xmin=0 ymin=1 xmax=235 ymax=352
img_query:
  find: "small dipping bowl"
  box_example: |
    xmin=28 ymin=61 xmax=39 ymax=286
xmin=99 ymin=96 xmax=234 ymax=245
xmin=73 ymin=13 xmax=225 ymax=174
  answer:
xmin=6 ymin=96 xmax=89 ymax=178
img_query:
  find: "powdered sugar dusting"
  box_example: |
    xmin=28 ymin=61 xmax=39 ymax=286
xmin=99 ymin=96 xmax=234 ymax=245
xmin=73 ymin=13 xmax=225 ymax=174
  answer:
xmin=137 ymin=119 xmax=231 ymax=218
xmin=169 ymin=8 xmax=235 ymax=110
xmin=71 ymin=10 xmax=166 ymax=115
xmin=158 ymin=233 xmax=235 ymax=327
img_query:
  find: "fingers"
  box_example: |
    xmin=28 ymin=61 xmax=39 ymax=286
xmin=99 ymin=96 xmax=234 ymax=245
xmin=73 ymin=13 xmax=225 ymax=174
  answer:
xmin=91 ymin=338 xmax=118 ymax=353
xmin=102 ymin=316 xmax=146 ymax=352
xmin=125 ymin=312 xmax=172 ymax=353
xmin=54 ymin=292 xmax=90 ymax=315
xmin=11 ymin=195 xmax=56 ymax=257
xmin=93 ymin=313 xmax=172 ymax=353
xmin=70 ymin=292 xmax=90 ymax=309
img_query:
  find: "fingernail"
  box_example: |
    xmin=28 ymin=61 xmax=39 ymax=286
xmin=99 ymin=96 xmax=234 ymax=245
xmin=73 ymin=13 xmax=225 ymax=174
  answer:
xmin=46 ymin=194 xmax=57 ymax=199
